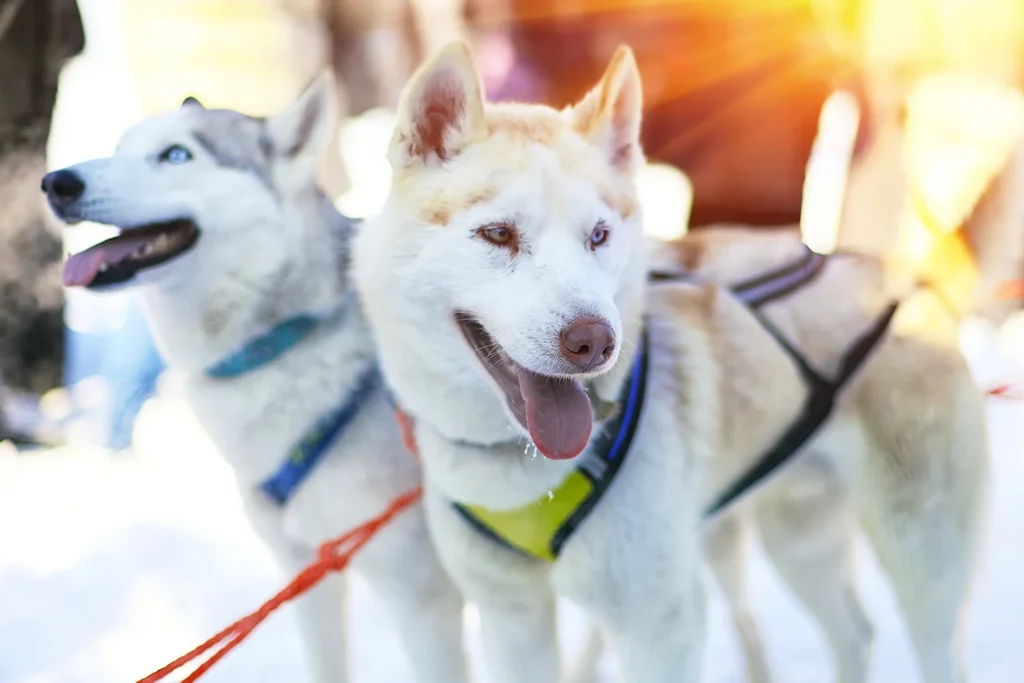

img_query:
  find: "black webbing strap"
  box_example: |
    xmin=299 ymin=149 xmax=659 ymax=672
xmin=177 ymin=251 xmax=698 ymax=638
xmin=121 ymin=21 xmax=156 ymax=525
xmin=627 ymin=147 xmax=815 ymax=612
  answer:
xmin=702 ymin=300 xmax=900 ymax=517
xmin=732 ymin=248 xmax=830 ymax=308
xmin=649 ymin=245 xmax=833 ymax=309
xmin=647 ymin=245 xmax=900 ymax=517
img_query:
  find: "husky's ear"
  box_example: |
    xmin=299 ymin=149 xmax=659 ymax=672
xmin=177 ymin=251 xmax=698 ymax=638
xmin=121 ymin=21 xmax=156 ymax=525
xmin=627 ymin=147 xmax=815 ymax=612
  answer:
xmin=571 ymin=45 xmax=644 ymax=174
xmin=181 ymin=96 xmax=205 ymax=110
xmin=265 ymin=72 xmax=337 ymax=161
xmin=390 ymin=41 xmax=485 ymax=168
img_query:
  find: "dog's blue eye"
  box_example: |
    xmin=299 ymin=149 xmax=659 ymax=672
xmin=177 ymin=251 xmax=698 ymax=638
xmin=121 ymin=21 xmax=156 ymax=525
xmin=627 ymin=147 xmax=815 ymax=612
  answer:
xmin=588 ymin=221 xmax=610 ymax=251
xmin=159 ymin=145 xmax=193 ymax=164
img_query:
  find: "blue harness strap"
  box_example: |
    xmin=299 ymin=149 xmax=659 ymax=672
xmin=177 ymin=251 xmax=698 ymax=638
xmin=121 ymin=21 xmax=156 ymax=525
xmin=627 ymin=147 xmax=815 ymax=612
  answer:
xmin=259 ymin=365 xmax=380 ymax=505
xmin=547 ymin=331 xmax=649 ymax=556
xmin=203 ymin=305 xmax=376 ymax=506
xmin=205 ymin=314 xmax=323 ymax=379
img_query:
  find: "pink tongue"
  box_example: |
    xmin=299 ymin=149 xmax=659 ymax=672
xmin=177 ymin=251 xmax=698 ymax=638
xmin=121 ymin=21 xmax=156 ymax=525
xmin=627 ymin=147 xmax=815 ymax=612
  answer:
xmin=518 ymin=369 xmax=593 ymax=460
xmin=63 ymin=250 xmax=105 ymax=287
xmin=62 ymin=234 xmax=154 ymax=287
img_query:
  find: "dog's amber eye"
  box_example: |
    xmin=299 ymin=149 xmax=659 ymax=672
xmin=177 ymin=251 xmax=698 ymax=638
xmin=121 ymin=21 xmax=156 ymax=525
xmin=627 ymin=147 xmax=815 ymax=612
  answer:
xmin=588 ymin=221 xmax=610 ymax=250
xmin=476 ymin=222 xmax=519 ymax=251
xmin=159 ymin=145 xmax=193 ymax=165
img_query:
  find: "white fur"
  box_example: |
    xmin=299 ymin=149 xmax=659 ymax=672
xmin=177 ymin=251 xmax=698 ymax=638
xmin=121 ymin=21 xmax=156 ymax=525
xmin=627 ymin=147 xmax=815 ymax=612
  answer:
xmin=48 ymin=76 xmax=469 ymax=683
xmin=354 ymin=42 xmax=990 ymax=683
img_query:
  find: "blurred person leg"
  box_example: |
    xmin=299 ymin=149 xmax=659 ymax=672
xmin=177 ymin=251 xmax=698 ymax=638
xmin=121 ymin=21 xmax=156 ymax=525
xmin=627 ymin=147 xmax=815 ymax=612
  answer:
xmin=0 ymin=0 xmax=84 ymax=446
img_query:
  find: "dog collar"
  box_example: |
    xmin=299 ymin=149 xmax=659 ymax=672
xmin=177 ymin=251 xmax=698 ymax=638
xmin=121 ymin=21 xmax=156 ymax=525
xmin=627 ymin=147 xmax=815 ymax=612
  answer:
xmin=259 ymin=363 xmax=380 ymax=505
xmin=205 ymin=314 xmax=324 ymax=379
xmin=204 ymin=294 xmax=353 ymax=380
xmin=450 ymin=329 xmax=649 ymax=562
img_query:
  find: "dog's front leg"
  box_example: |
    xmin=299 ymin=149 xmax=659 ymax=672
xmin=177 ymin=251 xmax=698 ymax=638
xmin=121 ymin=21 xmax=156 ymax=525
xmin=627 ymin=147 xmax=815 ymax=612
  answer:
xmin=606 ymin=578 xmax=706 ymax=683
xmin=261 ymin=537 xmax=350 ymax=682
xmin=478 ymin=595 xmax=560 ymax=683
xmin=357 ymin=505 xmax=471 ymax=683
xmin=559 ymin=529 xmax=707 ymax=683
xmin=290 ymin=570 xmax=351 ymax=683
xmin=242 ymin=497 xmax=349 ymax=683
xmin=422 ymin=474 xmax=562 ymax=683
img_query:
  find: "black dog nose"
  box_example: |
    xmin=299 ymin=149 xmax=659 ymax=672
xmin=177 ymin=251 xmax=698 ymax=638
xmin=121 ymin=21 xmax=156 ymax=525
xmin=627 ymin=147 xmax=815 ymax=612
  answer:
xmin=41 ymin=169 xmax=85 ymax=206
xmin=560 ymin=317 xmax=616 ymax=372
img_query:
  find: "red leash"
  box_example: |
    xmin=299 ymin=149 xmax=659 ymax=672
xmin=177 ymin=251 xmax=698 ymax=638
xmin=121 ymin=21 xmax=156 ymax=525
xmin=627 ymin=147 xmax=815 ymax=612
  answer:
xmin=395 ymin=406 xmax=420 ymax=457
xmin=987 ymin=383 xmax=1024 ymax=400
xmin=136 ymin=487 xmax=423 ymax=683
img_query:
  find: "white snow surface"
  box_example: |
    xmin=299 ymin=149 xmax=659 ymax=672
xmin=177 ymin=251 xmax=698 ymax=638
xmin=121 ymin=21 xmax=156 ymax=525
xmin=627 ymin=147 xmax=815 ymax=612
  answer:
xmin=1 ymin=324 xmax=1023 ymax=683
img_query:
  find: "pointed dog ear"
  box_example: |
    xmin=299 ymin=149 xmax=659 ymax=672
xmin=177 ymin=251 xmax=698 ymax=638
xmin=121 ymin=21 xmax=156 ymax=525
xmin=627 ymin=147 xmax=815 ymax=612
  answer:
xmin=265 ymin=71 xmax=338 ymax=161
xmin=390 ymin=41 xmax=486 ymax=169
xmin=570 ymin=45 xmax=644 ymax=174
xmin=181 ymin=96 xmax=205 ymax=110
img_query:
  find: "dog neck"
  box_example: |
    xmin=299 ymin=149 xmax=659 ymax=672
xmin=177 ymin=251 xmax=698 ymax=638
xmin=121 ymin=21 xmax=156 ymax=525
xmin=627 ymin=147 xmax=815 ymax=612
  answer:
xmin=398 ymin=331 xmax=647 ymax=510
xmin=378 ymin=316 xmax=522 ymax=445
xmin=141 ymin=194 xmax=353 ymax=375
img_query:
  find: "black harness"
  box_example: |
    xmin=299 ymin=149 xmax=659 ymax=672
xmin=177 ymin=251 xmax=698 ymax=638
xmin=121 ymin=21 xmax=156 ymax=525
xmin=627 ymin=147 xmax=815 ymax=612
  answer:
xmin=651 ymin=245 xmax=900 ymax=517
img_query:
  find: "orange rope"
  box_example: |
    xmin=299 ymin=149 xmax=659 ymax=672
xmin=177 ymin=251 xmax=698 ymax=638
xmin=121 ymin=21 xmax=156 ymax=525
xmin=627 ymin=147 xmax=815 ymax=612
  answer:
xmin=395 ymin=407 xmax=420 ymax=458
xmin=136 ymin=487 xmax=423 ymax=683
xmin=988 ymin=383 xmax=1024 ymax=400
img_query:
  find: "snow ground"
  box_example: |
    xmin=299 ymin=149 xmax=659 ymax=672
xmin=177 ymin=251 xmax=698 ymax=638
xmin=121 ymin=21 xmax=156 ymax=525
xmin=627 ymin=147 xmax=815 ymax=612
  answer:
xmin=1 ymin=331 xmax=1022 ymax=683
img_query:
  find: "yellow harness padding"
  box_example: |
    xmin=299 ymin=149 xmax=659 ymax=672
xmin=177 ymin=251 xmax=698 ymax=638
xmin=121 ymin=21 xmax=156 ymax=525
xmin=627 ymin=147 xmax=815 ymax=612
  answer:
xmin=457 ymin=469 xmax=596 ymax=562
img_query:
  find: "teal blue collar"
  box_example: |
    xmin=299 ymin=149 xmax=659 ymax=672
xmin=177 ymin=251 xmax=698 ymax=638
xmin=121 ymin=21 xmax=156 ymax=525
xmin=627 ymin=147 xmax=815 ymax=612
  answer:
xmin=205 ymin=313 xmax=327 ymax=379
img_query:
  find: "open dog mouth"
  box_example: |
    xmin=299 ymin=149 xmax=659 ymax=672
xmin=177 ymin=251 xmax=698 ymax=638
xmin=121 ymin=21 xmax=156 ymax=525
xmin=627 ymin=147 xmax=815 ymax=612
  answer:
xmin=454 ymin=312 xmax=594 ymax=460
xmin=63 ymin=219 xmax=199 ymax=289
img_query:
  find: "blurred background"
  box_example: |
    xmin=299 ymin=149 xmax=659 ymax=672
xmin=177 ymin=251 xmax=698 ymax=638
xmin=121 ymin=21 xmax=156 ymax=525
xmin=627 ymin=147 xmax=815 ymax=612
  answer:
xmin=2 ymin=0 xmax=1024 ymax=681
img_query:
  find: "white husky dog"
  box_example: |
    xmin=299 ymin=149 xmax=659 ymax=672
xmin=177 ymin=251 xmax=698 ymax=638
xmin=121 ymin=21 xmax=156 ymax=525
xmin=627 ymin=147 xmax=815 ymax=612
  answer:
xmin=353 ymin=41 xmax=989 ymax=683
xmin=42 ymin=78 xmax=470 ymax=683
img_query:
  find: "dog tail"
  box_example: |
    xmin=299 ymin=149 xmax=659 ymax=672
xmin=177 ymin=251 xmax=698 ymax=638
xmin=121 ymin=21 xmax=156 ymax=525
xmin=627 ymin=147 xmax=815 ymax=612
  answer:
xmin=562 ymin=622 xmax=604 ymax=683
